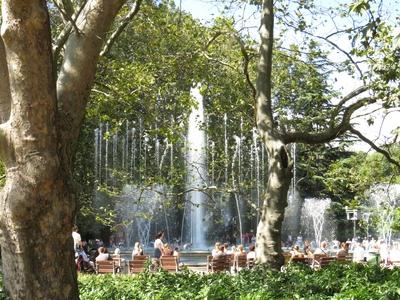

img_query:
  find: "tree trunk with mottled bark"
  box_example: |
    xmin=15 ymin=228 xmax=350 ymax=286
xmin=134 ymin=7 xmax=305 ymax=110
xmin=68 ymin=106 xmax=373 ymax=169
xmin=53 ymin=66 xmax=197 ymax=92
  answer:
xmin=0 ymin=0 xmax=126 ymax=298
xmin=255 ymin=139 xmax=292 ymax=268
xmin=254 ymin=0 xmax=293 ymax=269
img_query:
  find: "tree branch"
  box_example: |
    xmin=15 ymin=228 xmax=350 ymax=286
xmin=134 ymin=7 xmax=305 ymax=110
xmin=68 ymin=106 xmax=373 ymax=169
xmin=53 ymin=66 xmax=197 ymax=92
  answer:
xmin=56 ymin=0 xmax=126 ymax=168
xmin=284 ymin=96 xmax=378 ymax=144
xmin=349 ymin=126 xmax=400 ymax=171
xmin=53 ymin=0 xmax=75 ymax=23
xmin=99 ymin=0 xmax=143 ymax=57
xmin=234 ymin=34 xmax=257 ymax=102
xmin=53 ymin=0 xmax=80 ymax=33
xmin=284 ymin=21 xmax=364 ymax=79
xmin=52 ymin=1 xmax=88 ymax=63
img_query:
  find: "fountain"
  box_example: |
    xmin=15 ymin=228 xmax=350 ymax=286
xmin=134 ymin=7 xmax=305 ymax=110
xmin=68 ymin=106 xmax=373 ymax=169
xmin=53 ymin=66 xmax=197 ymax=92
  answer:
xmin=183 ymin=84 xmax=208 ymax=248
xmin=367 ymin=184 xmax=400 ymax=245
xmin=92 ymin=91 xmax=270 ymax=248
xmin=301 ymin=198 xmax=331 ymax=247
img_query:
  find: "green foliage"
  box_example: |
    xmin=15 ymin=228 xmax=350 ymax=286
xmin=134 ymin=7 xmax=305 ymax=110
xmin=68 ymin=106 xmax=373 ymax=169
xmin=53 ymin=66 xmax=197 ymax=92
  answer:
xmin=0 ymin=161 xmax=5 ymax=187
xmin=0 ymin=274 xmax=7 ymax=300
xmin=77 ymin=264 xmax=400 ymax=300
xmin=324 ymin=147 xmax=400 ymax=205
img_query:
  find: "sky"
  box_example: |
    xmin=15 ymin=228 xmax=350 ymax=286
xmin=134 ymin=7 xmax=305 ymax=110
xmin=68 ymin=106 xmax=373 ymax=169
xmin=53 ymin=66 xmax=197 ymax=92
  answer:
xmin=179 ymin=0 xmax=400 ymax=152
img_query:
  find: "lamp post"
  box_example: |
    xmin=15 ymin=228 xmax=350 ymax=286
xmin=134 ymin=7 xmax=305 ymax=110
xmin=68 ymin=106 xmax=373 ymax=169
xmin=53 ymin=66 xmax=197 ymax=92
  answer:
xmin=345 ymin=206 xmax=358 ymax=240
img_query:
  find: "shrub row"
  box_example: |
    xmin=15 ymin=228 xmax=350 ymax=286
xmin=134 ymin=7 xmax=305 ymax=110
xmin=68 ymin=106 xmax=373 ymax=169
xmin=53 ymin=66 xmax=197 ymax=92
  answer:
xmin=78 ymin=264 xmax=400 ymax=300
xmin=1 ymin=264 xmax=399 ymax=299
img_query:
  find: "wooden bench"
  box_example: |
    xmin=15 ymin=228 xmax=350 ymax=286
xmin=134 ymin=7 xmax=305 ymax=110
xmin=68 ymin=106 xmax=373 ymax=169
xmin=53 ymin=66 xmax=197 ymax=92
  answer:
xmin=160 ymin=256 xmax=179 ymax=272
xmin=337 ymin=255 xmax=352 ymax=264
xmin=207 ymin=255 xmax=230 ymax=273
xmin=319 ymin=256 xmax=337 ymax=268
xmin=288 ymin=256 xmax=308 ymax=265
xmin=96 ymin=260 xmax=115 ymax=274
xmin=236 ymin=254 xmax=248 ymax=270
xmin=283 ymin=252 xmax=292 ymax=265
xmin=128 ymin=255 xmax=149 ymax=274
xmin=112 ymin=255 xmax=124 ymax=273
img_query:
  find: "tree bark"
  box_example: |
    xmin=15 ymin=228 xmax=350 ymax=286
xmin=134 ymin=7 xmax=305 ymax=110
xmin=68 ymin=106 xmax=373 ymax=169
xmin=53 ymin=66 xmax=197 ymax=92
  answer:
xmin=0 ymin=0 xmax=126 ymax=299
xmin=0 ymin=1 xmax=78 ymax=299
xmin=254 ymin=0 xmax=293 ymax=269
xmin=255 ymin=140 xmax=292 ymax=268
xmin=0 ymin=38 xmax=11 ymax=122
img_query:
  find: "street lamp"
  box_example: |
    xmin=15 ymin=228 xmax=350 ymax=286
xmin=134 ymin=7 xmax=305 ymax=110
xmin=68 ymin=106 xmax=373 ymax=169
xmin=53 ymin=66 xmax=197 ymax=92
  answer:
xmin=345 ymin=206 xmax=358 ymax=239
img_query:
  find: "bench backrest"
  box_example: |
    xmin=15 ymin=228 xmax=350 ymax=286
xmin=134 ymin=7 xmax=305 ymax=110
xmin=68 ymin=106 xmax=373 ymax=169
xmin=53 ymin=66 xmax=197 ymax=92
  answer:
xmin=319 ymin=256 xmax=337 ymax=268
xmin=337 ymin=255 xmax=352 ymax=263
xmin=96 ymin=260 xmax=115 ymax=274
xmin=112 ymin=255 xmax=122 ymax=267
xmin=128 ymin=255 xmax=149 ymax=274
xmin=133 ymin=255 xmax=149 ymax=261
xmin=160 ymin=256 xmax=178 ymax=272
xmin=289 ymin=256 xmax=308 ymax=265
xmin=207 ymin=255 xmax=230 ymax=273
xmin=236 ymin=254 xmax=247 ymax=268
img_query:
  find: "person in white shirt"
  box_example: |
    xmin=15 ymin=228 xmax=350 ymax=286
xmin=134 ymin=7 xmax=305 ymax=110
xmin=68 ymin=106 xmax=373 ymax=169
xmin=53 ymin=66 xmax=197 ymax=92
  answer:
xmin=353 ymin=243 xmax=366 ymax=263
xmin=211 ymin=242 xmax=221 ymax=257
xmin=96 ymin=247 xmax=111 ymax=262
xmin=72 ymin=225 xmax=82 ymax=251
xmin=314 ymin=241 xmax=329 ymax=255
xmin=132 ymin=242 xmax=144 ymax=259
xmin=154 ymin=231 xmax=164 ymax=259
xmin=247 ymin=244 xmax=256 ymax=260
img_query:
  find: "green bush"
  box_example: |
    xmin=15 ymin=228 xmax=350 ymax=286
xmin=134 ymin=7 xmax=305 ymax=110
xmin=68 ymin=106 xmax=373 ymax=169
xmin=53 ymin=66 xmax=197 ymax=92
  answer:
xmin=78 ymin=264 xmax=400 ymax=300
xmin=1 ymin=264 xmax=399 ymax=299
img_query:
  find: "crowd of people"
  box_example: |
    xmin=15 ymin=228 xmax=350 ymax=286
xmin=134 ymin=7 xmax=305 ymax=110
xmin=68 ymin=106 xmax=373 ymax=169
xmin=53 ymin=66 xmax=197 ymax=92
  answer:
xmin=287 ymin=236 xmax=400 ymax=267
xmin=210 ymin=241 xmax=256 ymax=261
xmin=72 ymin=223 xmax=400 ymax=274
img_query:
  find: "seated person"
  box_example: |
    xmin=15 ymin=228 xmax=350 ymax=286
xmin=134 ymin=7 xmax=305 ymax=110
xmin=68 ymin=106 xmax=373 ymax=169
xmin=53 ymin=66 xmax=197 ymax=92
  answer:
xmin=211 ymin=242 xmax=221 ymax=257
xmin=95 ymin=246 xmax=111 ymax=262
xmin=314 ymin=241 xmax=329 ymax=255
xmin=290 ymin=245 xmax=304 ymax=258
xmin=113 ymin=247 xmax=121 ymax=256
xmin=336 ymin=242 xmax=349 ymax=258
xmin=75 ymin=248 xmax=95 ymax=272
xmin=132 ymin=241 xmax=144 ymax=259
xmin=235 ymin=244 xmax=246 ymax=256
xmin=223 ymin=243 xmax=230 ymax=254
xmin=305 ymin=245 xmax=314 ymax=259
xmin=173 ymin=247 xmax=180 ymax=259
xmin=353 ymin=242 xmax=366 ymax=263
xmin=163 ymin=243 xmax=173 ymax=256
xmin=213 ymin=245 xmax=225 ymax=257
xmin=247 ymin=244 xmax=256 ymax=260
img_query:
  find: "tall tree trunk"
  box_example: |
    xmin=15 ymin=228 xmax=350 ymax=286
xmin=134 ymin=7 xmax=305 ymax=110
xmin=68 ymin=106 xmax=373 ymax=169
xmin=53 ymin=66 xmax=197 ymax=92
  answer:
xmin=254 ymin=0 xmax=292 ymax=268
xmin=0 ymin=1 xmax=78 ymax=299
xmin=0 ymin=0 xmax=126 ymax=298
xmin=255 ymin=139 xmax=292 ymax=268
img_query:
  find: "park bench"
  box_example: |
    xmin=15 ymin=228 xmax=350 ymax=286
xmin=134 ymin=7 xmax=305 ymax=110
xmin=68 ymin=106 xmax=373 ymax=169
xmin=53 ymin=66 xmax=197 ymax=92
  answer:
xmin=288 ymin=256 xmax=308 ymax=265
xmin=207 ymin=255 xmax=230 ymax=273
xmin=319 ymin=256 xmax=337 ymax=268
xmin=337 ymin=255 xmax=352 ymax=264
xmin=128 ymin=255 xmax=150 ymax=274
xmin=160 ymin=256 xmax=179 ymax=272
xmin=96 ymin=260 xmax=116 ymax=274
xmin=112 ymin=254 xmax=124 ymax=273
xmin=236 ymin=254 xmax=248 ymax=271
